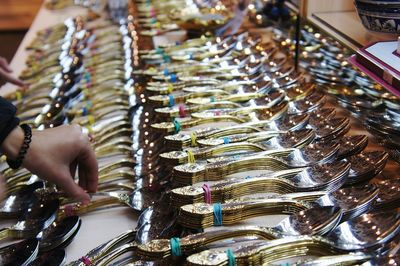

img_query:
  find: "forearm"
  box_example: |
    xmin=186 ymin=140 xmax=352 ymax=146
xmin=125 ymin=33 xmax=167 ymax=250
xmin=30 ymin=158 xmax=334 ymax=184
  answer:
xmin=0 ymin=97 xmax=20 ymax=157
xmin=1 ymin=126 xmax=24 ymax=160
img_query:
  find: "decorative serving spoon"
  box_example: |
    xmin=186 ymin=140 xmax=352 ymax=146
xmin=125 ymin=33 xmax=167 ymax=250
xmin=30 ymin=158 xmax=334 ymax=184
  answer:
xmin=136 ymin=205 xmax=342 ymax=260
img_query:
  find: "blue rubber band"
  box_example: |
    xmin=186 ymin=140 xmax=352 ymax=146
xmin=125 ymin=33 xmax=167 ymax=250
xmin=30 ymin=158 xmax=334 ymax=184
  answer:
xmin=210 ymin=96 xmax=216 ymax=102
xmin=226 ymin=249 xmax=236 ymax=266
xmin=213 ymin=203 xmax=223 ymax=226
xmin=188 ymin=53 xmax=193 ymax=60
xmin=245 ymin=175 xmax=251 ymax=179
xmin=82 ymin=107 xmax=88 ymax=116
xmin=170 ymin=73 xmax=177 ymax=83
xmin=223 ymin=137 xmax=230 ymax=144
xmin=173 ymin=119 xmax=181 ymax=133
xmin=170 ymin=237 xmax=182 ymax=257
xmin=176 ymin=41 xmax=181 ymax=45
xmin=163 ymin=68 xmax=169 ymax=76
xmin=169 ymin=95 xmax=175 ymax=107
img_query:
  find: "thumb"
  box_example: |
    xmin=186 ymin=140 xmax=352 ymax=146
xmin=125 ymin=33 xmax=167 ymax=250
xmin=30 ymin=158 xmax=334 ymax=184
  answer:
xmin=55 ymin=169 xmax=90 ymax=204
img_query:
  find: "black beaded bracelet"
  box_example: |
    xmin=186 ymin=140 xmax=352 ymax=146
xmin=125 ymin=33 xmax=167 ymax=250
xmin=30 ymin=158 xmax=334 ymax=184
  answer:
xmin=6 ymin=124 xmax=32 ymax=169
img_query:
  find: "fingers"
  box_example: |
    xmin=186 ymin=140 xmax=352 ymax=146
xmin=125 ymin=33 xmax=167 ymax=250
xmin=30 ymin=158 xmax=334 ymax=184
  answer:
xmin=55 ymin=166 xmax=90 ymax=204
xmin=0 ymin=68 xmax=28 ymax=87
xmin=77 ymin=134 xmax=99 ymax=193
xmin=0 ymin=57 xmax=12 ymax=73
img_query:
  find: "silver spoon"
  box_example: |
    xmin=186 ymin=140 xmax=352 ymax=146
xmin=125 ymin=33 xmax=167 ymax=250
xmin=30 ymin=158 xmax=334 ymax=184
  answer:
xmin=136 ymin=205 xmax=342 ymax=258
xmin=0 ymin=198 xmax=60 ymax=241
xmin=185 ymin=210 xmax=400 ymax=265
xmin=0 ymin=181 xmax=45 ymax=219
xmin=327 ymin=210 xmax=400 ymax=251
xmin=171 ymin=161 xmax=350 ymax=207
xmin=28 ymin=249 xmax=66 ymax=266
xmin=38 ymin=215 xmax=81 ymax=252
xmin=346 ymin=151 xmax=389 ymax=185
xmin=161 ymin=128 xmax=315 ymax=165
xmin=259 ymin=184 xmax=379 ymax=222
xmin=0 ymin=238 xmax=39 ymax=266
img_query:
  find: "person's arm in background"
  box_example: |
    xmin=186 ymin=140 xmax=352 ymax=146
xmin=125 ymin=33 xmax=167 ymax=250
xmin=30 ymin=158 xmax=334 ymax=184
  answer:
xmin=0 ymin=97 xmax=98 ymax=203
xmin=0 ymin=57 xmax=28 ymax=88
xmin=215 ymin=0 xmax=251 ymax=36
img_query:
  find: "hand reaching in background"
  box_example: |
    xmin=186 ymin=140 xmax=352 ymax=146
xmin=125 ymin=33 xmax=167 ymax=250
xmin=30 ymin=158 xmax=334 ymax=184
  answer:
xmin=0 ymin=57 xmax=28 ymax=88
xmin=215 ymin=0 xmax=251 ymax=36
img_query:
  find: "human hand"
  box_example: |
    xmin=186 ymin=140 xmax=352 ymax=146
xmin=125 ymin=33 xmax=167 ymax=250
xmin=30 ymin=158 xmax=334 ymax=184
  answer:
xmin=0 ymin=57 xmax=28 ymax=88
xmin=215 ymin=0 xmax=250 ymax=36
xmin=2 ymin=124 xmax=98 ymax=203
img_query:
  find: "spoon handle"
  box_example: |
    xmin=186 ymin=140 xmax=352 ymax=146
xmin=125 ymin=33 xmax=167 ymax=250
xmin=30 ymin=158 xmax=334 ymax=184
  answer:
xmin=173 ymin=152 xmax=294 ymax=185
xmin=186 ymin=236 xmax=338 ymax=266
xmin=0 ymin=228 xmax=10 ymax=241
xmin=137 ymin=226 xmax=277 ymax=260
xmin=151 ymin=115 xmax=248 ymax=133
xmin=95 ymin=242 xmax=137 ymax=266
xmin=161 ymin=142 xmax=269 ymax=165
xmin=67 ymin=230 xmax=136 ymax=266
xmin=178 ymin=199 xmax=310 ymax=229
xmin=170 ymin=169 xmax=305 ymax=206
xmin=58 ymin=197 xmax=123 ymax=219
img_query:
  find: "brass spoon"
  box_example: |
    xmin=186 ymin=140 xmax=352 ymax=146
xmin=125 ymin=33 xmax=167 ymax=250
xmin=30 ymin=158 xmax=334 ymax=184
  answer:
xmin=136 ymin=205 xmax=342 ymax=260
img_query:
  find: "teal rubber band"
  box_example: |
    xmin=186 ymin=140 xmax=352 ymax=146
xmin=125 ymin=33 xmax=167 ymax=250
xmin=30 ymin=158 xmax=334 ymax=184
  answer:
xmin=173 ymin=119 xmax=181 ymax=133
xmin=170 ymin=237 xmax=182 ymax=257
xmin=85 ymin=72 xmax=91 ymax=83
xmin=223 ymin=137 xmax=230 ymax=144
xmin=169 ymin=95 xmax=175 ymax=107
xmin=226 ymin=249 xmax=236 ymax=266
xmin=163 ymin=54 xmax=171 ymax=63
xmin=210 ymin=96 xmax=216 ymax=102
xmin=213 ymin=203 xmax=223 ymax=226
xmin=156 ymin=47 xmax=164 ymax=54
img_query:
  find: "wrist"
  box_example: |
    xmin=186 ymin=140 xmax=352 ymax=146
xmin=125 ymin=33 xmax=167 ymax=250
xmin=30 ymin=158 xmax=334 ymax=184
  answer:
xmin=2 ymin=124 xmax=32 ymax=169
xmin=1 ymin=126 xmax=24 ymax=160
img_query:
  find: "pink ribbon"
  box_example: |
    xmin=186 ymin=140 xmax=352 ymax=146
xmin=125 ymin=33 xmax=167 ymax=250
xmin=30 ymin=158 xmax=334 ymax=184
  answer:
xmin=179 ymin=105 xmax=186 ymax=118
xmin=80 ymin=256 xmax=92 ymax=265
xmin=202 ymin=184 xmax=212 ymax=204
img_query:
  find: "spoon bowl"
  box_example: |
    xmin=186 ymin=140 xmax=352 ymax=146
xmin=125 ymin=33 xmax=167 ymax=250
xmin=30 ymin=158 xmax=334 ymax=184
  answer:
xmin=28 ymin=249 xmax=66 ymax=266
xmin=0 ymin=181 xmax=45 ymax=219
xmin=38 ymin=215 xmax=81 ymax=252
xmin=0 ymin=198 xmax=60 ymax=241
xmin=328 ymin=210 xmax=400 ymax=251
xmin=0 ymin=239 xmax=39 ymax=266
